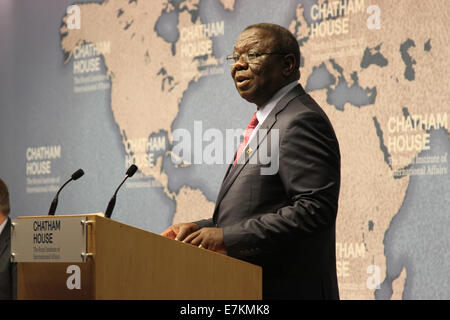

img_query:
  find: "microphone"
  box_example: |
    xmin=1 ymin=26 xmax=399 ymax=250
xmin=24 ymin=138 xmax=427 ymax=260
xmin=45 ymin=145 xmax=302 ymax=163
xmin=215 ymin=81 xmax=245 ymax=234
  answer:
xmin=104 ymin=164 xmax=138 ymax=219
xmin=48 ymin=169 xmax=84 ymax=216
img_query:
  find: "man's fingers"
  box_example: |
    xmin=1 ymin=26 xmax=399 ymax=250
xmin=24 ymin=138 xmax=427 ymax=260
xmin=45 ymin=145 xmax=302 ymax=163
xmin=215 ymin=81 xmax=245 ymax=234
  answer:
xmin=178 ymin=226 xmax=201 ymax=242
xmin=190 ymin=235 xmax=203 ymax=246
xmin=160 ymin=228 xmax=171 ymax=237
xmin=170 ymin=223 xmax=200 ymax=241
xmin=175 ymin=228 xmax=189 ymax=241
xmin=161 ymin=229 xmax=176 ymax=239
xmin=186 ymin=232 xmax=207 ymax=248
xmin=161 ymin=226 xmax=177 ymax=239
xmin=183 ymin=230 xmax=200 ymax=244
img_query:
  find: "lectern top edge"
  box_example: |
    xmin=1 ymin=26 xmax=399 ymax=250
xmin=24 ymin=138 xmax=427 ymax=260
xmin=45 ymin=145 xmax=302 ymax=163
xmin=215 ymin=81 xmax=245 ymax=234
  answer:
xmin=17 ymin=212 xmax=105 ymax=219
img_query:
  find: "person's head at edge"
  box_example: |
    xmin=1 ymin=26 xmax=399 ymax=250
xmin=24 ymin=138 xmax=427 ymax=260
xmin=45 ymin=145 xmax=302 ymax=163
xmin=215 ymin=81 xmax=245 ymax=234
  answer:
xmin=0 ymin=179 xmax=10 ymax=224
xmin=231 ymin=23 xmax=301 ymax=109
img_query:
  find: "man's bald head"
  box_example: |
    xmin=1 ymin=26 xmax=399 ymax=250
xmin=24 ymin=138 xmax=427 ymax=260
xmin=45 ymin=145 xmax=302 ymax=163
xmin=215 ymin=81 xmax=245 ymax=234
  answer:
xmin=244 ymin=23 xmax=300 ymax=79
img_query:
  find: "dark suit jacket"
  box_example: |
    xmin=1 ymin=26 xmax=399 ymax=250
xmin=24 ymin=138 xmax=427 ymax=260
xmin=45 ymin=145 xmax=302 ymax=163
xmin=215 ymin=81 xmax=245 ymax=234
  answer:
xmin=196 ymin=84 xmax=341 ymax=299
xmin=0 ymin=218 xmax=17 ymax=300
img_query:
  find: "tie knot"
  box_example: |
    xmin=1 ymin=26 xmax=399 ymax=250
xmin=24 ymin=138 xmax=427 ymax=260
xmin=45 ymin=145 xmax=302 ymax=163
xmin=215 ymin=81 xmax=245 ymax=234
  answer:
xmin=248 ymin=113 xmax=259 ymax=129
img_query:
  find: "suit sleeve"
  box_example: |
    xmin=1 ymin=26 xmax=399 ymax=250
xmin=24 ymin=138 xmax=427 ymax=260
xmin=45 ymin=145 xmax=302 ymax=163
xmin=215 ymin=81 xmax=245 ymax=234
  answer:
xmin=193 ymin=218 xmax=215 ymax=229
xmin=222 ymin=110 xmax=340 ymax=258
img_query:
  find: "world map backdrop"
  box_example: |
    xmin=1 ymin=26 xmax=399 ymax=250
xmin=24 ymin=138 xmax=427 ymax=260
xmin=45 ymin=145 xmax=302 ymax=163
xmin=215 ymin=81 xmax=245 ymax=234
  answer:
xmin=0 ymin=0 xmax=449 ymax=299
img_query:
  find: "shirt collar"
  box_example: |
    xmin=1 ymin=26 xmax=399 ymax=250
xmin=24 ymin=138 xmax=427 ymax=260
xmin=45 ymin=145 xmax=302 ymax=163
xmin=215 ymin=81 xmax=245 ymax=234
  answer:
xmin=256 ymin=81 xmax=298 ymax=124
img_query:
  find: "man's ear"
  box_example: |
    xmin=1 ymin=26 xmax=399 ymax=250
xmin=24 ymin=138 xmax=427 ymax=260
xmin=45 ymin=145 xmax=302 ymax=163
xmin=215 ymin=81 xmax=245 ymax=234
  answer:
xmin=282 ymin=53 xmax=296 ymax=77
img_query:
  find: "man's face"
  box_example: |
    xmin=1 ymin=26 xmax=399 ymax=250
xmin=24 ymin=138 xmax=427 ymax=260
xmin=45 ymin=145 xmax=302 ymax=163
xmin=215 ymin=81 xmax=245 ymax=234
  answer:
xmin=0 ymin=211 xmax=7 ymax=223
xmin=231 ymin=28 xmax=285 ymax=108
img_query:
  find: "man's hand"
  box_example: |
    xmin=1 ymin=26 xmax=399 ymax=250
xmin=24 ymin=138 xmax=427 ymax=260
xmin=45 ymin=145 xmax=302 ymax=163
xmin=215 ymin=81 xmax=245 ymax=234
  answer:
xmin=160 ymin=222 xmax=200 ymax=241
xmin=182 ymin=227 xmax=226 ymax=252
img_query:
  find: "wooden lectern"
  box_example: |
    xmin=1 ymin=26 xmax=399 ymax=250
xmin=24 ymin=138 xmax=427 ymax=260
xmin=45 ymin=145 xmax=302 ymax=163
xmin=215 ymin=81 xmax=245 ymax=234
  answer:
xmin=12 ymin=214 xmax=262 ymax=300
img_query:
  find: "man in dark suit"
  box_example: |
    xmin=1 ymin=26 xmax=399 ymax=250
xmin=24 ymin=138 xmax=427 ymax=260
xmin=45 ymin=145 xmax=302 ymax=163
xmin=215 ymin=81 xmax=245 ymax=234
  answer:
xmin=0 ymin=178 xmax=16 ymax=300
xmin=162 ymin=23 xmax=340 ymax=299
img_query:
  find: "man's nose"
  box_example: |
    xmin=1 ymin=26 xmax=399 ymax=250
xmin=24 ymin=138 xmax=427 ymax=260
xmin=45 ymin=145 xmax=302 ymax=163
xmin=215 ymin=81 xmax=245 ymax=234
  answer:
xmin=233 ymin=56 xmax=249 ymax=72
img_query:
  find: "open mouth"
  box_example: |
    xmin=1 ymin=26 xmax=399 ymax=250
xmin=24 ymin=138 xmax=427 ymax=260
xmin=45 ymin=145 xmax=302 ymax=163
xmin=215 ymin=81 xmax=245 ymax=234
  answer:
xmin=235 ymin=75 xmax=251 ymax=88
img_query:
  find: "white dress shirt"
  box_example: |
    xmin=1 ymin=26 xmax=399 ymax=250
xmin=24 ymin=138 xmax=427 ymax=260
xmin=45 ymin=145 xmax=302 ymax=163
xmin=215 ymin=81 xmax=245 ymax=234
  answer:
xmin=246 ymin=80 xmax=299 ymax=148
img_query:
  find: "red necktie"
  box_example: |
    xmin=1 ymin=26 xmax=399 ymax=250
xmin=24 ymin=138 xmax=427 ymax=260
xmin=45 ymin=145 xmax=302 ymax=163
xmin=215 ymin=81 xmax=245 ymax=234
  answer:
xmin=234 ymin=112 xmax=259 ymax=165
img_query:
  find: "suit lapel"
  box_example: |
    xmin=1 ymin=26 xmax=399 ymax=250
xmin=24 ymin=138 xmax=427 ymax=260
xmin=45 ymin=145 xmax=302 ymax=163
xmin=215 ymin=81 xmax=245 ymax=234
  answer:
xmin=0 ymin=218 xmax=11 ymax=259
xmin=212 ymin=85 xmax=306 ymax=218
